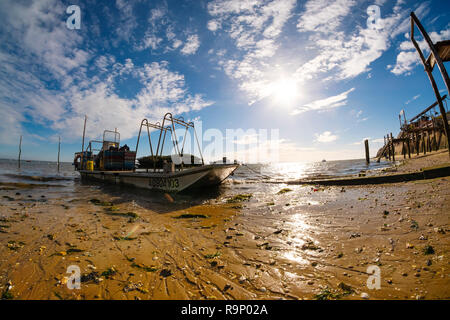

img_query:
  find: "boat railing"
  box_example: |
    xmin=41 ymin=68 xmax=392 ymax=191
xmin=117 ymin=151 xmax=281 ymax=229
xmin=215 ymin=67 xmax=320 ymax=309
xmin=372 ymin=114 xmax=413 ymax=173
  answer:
xmin=103 ymin=130 xmax=120 ymax=145
xmin=135 ymin=114 xmax=205 ymax=172
xmin=135 ymin=119 xmax=177 ymax=172
xmin=158 ymin=113 xmax=204 ymax=167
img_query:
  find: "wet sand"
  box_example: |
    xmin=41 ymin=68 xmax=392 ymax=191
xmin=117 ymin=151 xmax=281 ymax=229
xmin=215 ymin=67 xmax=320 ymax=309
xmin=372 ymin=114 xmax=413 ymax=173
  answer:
xmin=0 ymin=152 xmax=449 ymax=300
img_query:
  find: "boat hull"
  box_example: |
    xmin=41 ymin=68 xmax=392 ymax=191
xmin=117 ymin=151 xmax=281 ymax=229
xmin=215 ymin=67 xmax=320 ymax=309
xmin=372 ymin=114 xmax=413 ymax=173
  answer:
xmin=78 ymin=164 xmax=238 ymax=192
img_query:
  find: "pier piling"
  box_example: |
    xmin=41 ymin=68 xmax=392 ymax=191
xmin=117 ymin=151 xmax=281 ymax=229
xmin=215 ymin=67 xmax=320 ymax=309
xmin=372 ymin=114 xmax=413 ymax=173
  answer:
xmin=390 ymin=133 xmax=395 ymax=162
xmin=18 ymin=135 xmax=22 ymax=169
xmin=364 ymin=139 xmax=370 ymax=164
xmin=57 ymin=136 xmax=61 ymax=173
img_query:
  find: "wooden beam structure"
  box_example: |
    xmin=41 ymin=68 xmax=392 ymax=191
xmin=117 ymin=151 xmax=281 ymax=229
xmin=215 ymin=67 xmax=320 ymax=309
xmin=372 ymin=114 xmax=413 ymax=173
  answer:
xmin=411 ymin=12 xmax=450 ymax=157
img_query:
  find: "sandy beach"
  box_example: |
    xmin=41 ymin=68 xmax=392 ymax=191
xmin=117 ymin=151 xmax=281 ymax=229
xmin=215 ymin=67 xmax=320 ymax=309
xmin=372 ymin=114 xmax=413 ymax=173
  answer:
xmin=0 ymin=151 xmax=449 ymax=300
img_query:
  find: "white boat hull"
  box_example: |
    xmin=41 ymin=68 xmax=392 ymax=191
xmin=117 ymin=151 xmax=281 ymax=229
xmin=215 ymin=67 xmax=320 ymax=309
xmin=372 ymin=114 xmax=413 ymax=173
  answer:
xmin=78 ymin=164 xmax=238 ymax=192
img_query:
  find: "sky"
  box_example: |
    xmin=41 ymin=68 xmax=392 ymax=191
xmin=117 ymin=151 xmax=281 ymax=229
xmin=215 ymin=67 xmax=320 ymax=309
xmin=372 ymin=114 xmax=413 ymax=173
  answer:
xmin=0 ymin=0 xmax=449 ymax=163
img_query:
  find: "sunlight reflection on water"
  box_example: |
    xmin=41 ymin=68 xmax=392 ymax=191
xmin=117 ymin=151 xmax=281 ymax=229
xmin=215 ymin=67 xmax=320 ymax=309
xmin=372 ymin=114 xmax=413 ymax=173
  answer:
xmin=282 ymin=213 xmax=314 ymax=264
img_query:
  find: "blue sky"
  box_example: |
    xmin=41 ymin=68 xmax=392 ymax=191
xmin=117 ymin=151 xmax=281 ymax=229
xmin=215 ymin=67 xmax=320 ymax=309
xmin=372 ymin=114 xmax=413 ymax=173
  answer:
xmin=0 ymin=0 xmax=449 ymax=162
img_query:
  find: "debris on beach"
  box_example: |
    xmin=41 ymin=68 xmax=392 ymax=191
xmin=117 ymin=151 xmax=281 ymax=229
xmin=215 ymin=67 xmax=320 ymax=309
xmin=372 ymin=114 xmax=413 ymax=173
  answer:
xmin=159 ymin=269 xmax=172 ymax=278
xmin=123 ymin=281 xmax=146 ymax=293
xmin=1 ymin=281 xmax=14 ymax=300
xmin=131 ymin=262 xmax=158 ymax=272
xmin=6 ymin=241 xmax=25 ymax=251
xmin=226 ymin=194 xmax=252 ymax=203
xmin=314 ymin=287 xmax=342 ymax=300
xmin=338 ymin=282 xmax=354 ymax=295
xmin=89 ymin=198 xmax=114 ymax=206
xmin=360 ymin=292 xmax=370 ymax=299
xmin=301 ymin=240 xmax=321 ymax=251
xmin=277 ymin=188 xmax=292 ymax=195
xmin=423 ymin=245 xmax=435 ymax=255
xmin=101 ymin=267 xmax=117 ymax=279
xmin=81 ymin=272 xmax=100 ymax=284
xmin=204 ymin=251 xmax=221 ymax=259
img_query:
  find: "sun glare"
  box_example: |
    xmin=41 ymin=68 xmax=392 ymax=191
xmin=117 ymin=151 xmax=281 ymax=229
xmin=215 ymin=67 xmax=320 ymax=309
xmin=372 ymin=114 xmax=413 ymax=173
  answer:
xmin=270 ymin=78 xmax=300 ymax=107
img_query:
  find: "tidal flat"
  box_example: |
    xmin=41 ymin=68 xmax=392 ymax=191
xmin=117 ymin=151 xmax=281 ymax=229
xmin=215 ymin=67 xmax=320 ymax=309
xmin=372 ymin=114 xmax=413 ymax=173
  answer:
xmin=0 ymin=154 xmax=449 ymax=300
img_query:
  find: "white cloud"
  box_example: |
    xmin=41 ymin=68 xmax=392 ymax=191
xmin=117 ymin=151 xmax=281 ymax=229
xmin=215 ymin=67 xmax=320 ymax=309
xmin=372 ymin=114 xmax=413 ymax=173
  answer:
xmin=114 ymin=0 xmax=138 ymax=43
xmin=172 ymin=39 xmax=183 ymax=49
xmin=53 ymin=61 xmax=214 ymax=142
xmin=181 ymin=34 xmax=200 ymax=55
xmin=297 ymin=0 xmax=356 ymax=33
xmin=352 ymin=137 xmax=384 ymax=146
xmin=149 ymin=7 xmax=166 ymax=24
xmin=389 ymin=28 xmax=450 ymax=75
xmin=0 ymin=0 xmax=213 ymax=145
xmin=353 ymin=109 xmax=369 ymax=122
xmin=208 ymin=0 xmax=297 ymax=104
xmin=207 ymin=20 xmax=220 ymax=32
xmin=351 ymin=137 xmax=371 ymax=145
xmin=389 ymin=51 xmax=420 ymax=75
xmin=136 ymin=33 xmax=163 ymax=51
xmin=315 ymin=131 xmax=338 ymax=143
xmin=405 ymin=94 xmax=421 ymax=105
xmin=294 ymin=0 xmax=419 ymax=82
xmin=291 ymin=88 xmax=355 ymax=115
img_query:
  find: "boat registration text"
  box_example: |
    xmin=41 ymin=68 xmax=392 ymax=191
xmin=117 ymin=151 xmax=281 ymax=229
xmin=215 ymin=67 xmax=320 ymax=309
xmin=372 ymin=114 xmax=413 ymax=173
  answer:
xmin=149 ymin=177 xmax=179 ymax=189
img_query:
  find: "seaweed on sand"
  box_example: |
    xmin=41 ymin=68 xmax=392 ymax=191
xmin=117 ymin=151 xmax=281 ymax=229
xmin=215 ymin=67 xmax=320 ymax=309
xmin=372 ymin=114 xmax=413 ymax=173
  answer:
xmin=6 ymin=241 xmax=25 ymax=251
xmin=101 ymin=267 xmax=117 ymax=279
xmin=423 ymin=245 xmax=435 ymax=255
xmin=314 ymin=287 xmax=342 ymax=300
xmin=226 ymin=194 xmax=252 ymax=203
xmin=1 ymin=290 xmax=13 ymax=300
xmin=277 ymin=188 xmax=292 ymax=195
xmin=89 ymin=199 xmax=114 ymax=206
xmin=131 ymin=262 xmax=158 ymax=272
xmin=204 ymin=251 xmax=221 ymax=259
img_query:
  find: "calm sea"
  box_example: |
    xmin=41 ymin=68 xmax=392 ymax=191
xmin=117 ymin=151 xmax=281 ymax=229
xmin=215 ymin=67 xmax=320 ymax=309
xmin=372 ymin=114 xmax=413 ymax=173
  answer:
xmin=0 ymin=157 xmax=392 ymax=192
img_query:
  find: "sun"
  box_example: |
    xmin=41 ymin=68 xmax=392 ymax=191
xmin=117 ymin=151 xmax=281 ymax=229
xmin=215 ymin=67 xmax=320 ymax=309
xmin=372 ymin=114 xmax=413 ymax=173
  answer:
xmin=270 ymin=78 xmax=299 ymax=107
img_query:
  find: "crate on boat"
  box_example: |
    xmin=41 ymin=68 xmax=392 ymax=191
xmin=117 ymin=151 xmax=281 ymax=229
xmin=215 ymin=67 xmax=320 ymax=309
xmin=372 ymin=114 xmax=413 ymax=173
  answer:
xmin=104 ymin=150 xmax=124 ymax=170
xmin=123 ymin=151 xmax=136 ymax=170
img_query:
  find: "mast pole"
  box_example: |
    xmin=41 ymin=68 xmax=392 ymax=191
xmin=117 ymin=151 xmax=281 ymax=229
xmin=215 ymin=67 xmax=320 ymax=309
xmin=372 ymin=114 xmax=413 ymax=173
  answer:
xmin=81 ymin=115 xmax=87 ymax=153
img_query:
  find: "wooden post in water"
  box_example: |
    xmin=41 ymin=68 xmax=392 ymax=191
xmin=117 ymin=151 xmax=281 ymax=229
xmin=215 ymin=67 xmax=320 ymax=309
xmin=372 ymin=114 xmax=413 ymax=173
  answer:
xmin=387 ymin=135 xmax=391 ymax=160
xmin=18 ymin=135 xmax=22 ymax=169
xmin=364 ymin=139 xmax=370 ymax=164
xmin=390 ymin=133 xmax=395 ymax=162
xmin=57 ymin=136 xmax=61 ymax=173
